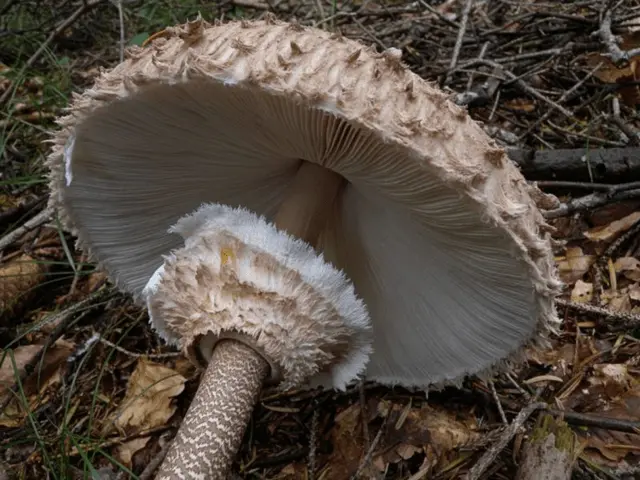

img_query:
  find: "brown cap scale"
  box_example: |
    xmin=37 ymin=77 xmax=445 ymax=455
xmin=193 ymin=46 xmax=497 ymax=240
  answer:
xmin=46 ymin=16 xmax=561 ymax=479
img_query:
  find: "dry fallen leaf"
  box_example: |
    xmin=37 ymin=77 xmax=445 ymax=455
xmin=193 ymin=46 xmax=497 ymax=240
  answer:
xmin=571 ymin=279 xmax=593 ymax=303
xmin=325 ymin=399 xmax=480 ymax=479
xmin=324 ymin=403 xmax=373 ymax=480
xmin=586 ymin=31 xmax=640 ymax=106
xmin=556 ymin=246 xmax=595 ymax=284
xmin=614 ymin=257 xmax=640 ymax=282
xmin=0 ymin=254 xmax=48 ymax=319
xmin=106 ymin=358 xmax=186 ymax=436
xmin=589 ymin=364 xmax=635 ymax=398
xmin=0 ymin=339 xmax=74 ymax=427
xmin=0 ymin=344 xmax=42 ymax=395
xmin=584 ymin=212 xmax=640 ymax=243
xmin=115 ymin=437 xmax=150 ymax=469
xmin=579 ymin=382 xmax=640 ymax=466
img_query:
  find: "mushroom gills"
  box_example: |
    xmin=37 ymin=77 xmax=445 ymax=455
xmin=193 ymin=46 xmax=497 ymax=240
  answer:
xmin=66 ymin=79 xmax=542 ymax=388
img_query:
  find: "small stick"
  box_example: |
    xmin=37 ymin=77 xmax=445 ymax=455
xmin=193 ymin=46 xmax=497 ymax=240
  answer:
xmin=138 ymin=434 xmax=173 ymax=480
xmin=535 ymin=180 xmax=640 ymax=192
xmin=464 ymin=402 xmax=546 ymax=480
xmin=0 ymin=208 xmax=52 ymax=253
xmin=358 ymin=381 xmax=370 ymax=447
xmin=505 ymin=372 xmax=531 ymax=398
xmin=350 ymin=415 xmax=388 ymax=480
xmin=95 ymin=334 xmax=182 ymax=359
xmin=308 ymin=406 xmax=319 ymax=480
xmin=489 ymin=379 xmax=508 ymax=425
xmin=518 ymin=61 xmax=604 ymax=141
xmin=0 ymin=288 xmax=113 ymax=413
xmin=542 ymin=188 xmax=640 ymax=219
xmin=556 ymin=299 xmax=640 ymax=332
xmin=599 ymin=8 xmax=640 ymax=67
xmin=462 ymin=59 xmax=573 ymax=117
xmin=444 ymin=0 xmax=474 ymax=86
xmin=546 ymin=408 xmax=640 ymax=434
xmin=115 ymin=0 xmax=125 ymax=63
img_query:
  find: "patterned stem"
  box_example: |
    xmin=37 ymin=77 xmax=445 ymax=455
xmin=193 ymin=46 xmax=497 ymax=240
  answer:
xmin=155 ymin=339 xmax=269 ymax=479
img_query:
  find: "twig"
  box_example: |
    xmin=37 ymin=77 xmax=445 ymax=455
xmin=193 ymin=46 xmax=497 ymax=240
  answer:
xmin=358 ymin=381 xmax=370 ymax=448
xmin=94 ymin=335 xmax=181 ymax=359
xmin=0 ymin=0 xmax=104 ymax=106
xmin=489 ymin=379 xmax=508 ymax=425
xmin=556 ymin=299 xmax=640 ymax=332
xmin=115 ymin=0 xmax=125 ymax=63
xmin=138 ymin=434 xmax=173 ymax=480
xmin=231 ymin=0 xmax=270 ymax=9
xmin=546 ymin=408 xmax=640 ymax=434
xmin=464 ymin=402 xmax=547 ymax=480
xmin=598 ymin=8 xmax=640 ymax=67
xmin=350 ymin=415 xmax=388 ymax=480
xmin=0 ymin=196 xmax=46 ymax=229
xmin=0 ymin=208 xmax=52 ymax=253
xmin=608 ymin=114 xmax=640 ymax=146
xmin=535 ymin=180 xmax=640 ymax=192
xmin=542 ymin=188 xmax=640 ymax=219
xmin=518 ymin=61 xmax=604 ymax=141
xmin=444 ymin=0 xmax=475 ymax=85
xmin=308 ymin=407 xmax=319 ymax=480
xmin=0 ymin=287 xmax=113 ymax=414
xmin=462 ymin=59 xmax=573 ymax=117
xmin=505 ymin=372 xmax=531 ymax=398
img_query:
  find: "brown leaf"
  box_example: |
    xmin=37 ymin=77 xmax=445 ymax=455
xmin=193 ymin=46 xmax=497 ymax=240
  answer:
xmin=115 ymin=437 xmax=150 ymax=469
xmin=0 ymin=344 xmax=41 ymax=394
xmin=0 ymin=339 xmax=74 ymax=427
xmin=571 ymin=280 xmax=593 ymax=303
xmin=105 ymin=358 xmax=186 ymax=435
xmin=579 ymin=384 xmax=640 ymax=466
xmin=326 ymin=400 xmax=480 ymax=479
xmin=586 ymin=32 xmax=640 ymax=107
xmin=589 ymin=364 xmax=635 ymax=398
xmin=0 ymin=254 xmax=48 ymax=319
xmin=275 ymin=463 xmax=309 ymax=479
xmin=602 ymin=290 xmax=633 ymax=313
xmin=556 ymin=247 xmax=595 ymax=284
xmin=584 ymin=212 xmax=640 ymax=243
xmin=614 ymin=257 xmax=640 ymax=282
xmin=325 ymin=404 xmax=372 ymax=480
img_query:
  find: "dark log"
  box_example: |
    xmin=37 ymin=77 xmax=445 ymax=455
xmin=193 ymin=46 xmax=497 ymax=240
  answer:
xmin=506 ymin=147 xmax=640 ymax=183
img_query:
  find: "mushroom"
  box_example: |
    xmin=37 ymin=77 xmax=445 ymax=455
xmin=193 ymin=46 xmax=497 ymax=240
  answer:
xmin=46 ymin=16 xmax=561 ymax=480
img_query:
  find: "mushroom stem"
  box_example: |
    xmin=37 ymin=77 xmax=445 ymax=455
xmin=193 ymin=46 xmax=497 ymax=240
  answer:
xmin=155 ymin=161 xmax=344 ymax=479
xmin=154 ymin=340 xmax=269 ymax=480
xmin=274 ymin=160 xmax=345 ymax=244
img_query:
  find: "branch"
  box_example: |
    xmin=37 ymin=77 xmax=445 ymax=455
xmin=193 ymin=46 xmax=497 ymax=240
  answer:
xmin=598 ymin=9 xmax=640 ymax=67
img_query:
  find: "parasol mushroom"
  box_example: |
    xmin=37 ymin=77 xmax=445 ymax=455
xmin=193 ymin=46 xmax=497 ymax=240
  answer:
xmin=46 ymin=16 xmax=561 ymax=479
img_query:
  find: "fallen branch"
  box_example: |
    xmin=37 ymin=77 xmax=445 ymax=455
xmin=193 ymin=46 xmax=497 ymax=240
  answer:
xmin=506 ymin=147 xmax=640 ymax=183
xmin=443 ymin=0 xmax=474 ymax=86
xmin=598 ymin=8 xmax=640 ymax=67
xmin=556 ymin=299 xmax=640 ymax=332
xmin=546 ymin=408 xmax=640 ymax=434
xmin=0 ymin=207 xmax=53 ymax=253
xmin=464 ymin=402 xmax=547 ymax=480
xmin=542 ymin=188 xmax=640 ymax=219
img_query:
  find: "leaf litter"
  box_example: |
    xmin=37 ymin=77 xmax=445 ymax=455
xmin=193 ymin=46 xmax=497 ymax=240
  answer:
xmin=1 ymin=0 xmax=640 ymax=479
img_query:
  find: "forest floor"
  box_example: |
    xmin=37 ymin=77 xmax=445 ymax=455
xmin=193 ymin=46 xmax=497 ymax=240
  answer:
xmin=1 ymin=1 xmax=640 ymax=479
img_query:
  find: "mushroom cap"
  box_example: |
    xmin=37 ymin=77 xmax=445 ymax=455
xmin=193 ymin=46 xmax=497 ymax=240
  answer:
xmin=143 ymin=203 xmax=372 ymax=391
xmin=47 ymin=17 xmax=561 ymax=389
